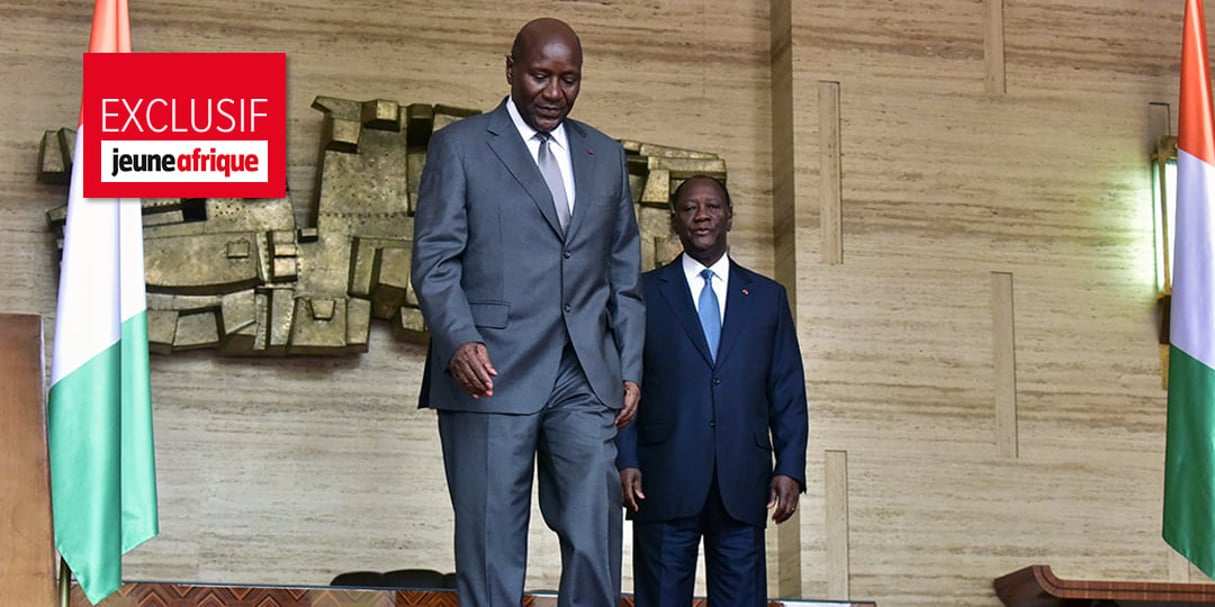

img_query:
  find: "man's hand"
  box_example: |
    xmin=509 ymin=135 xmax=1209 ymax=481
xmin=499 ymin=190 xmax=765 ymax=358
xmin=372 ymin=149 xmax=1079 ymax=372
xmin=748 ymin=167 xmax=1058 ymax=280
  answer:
xmin=615 ymin=380 xmax=640 ymax=428
xmin=448 ymin=342 xmax=497 ymax=398
xmin=767 ymin=475 xmax=800 ymax=524
xmin=621 ymin=467 xmax=645 ymax=512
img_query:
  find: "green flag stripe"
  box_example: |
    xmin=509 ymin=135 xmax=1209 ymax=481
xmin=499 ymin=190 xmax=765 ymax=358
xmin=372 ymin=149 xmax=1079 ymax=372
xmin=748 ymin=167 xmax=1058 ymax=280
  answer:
xmin=1164 ymin=344 xmax=1215 ymax=578
xmin=49 ymin=337 xmax=123 ymax=602
xmin=48 ymin=311 xmax=156 ymax=604
xmin=119 ymin=310 xmax=156 ymax=552
xmin=119 ymin=310 xmax=157 ymax=552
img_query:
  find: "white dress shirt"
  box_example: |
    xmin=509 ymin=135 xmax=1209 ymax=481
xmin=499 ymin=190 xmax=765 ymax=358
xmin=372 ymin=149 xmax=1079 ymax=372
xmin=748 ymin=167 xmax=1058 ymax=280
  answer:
xmin=681 ymin=252 xmax=729 ymax=324
xmin=506 ymin=96 xmax=576 ymax=215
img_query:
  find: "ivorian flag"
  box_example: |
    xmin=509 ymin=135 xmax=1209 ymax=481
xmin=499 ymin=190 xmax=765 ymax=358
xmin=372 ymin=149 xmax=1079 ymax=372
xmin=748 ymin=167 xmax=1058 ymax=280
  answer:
xmin=48 ymin=0 xmax=158 ymax=603
xmin=1165 ymin=0 xmax=1215 ymax=579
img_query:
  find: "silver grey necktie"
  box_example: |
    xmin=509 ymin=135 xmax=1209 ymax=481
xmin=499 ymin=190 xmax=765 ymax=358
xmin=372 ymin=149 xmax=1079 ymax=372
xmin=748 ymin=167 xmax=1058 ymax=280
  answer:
xmin=536 ymin=132 xmax=571 ymax=232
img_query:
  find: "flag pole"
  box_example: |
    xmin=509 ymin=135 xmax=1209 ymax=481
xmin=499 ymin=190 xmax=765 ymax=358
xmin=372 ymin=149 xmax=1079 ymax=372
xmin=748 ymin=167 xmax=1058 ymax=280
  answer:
xmin=1164 ymin=0 xmax=1215 ymax=578
xmin=58 ymin=556 xmax=71 ymax=607
xmin=48 ymin=1 xmax=156 ymax=604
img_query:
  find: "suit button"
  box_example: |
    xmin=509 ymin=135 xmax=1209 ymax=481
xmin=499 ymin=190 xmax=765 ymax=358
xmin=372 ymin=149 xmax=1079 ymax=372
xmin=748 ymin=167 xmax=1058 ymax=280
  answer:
xmin=713 ymin=378 xmax=720 ymax=385
xmin=563 ymin=250 xmax=571 ymax=259
xmin=564 ymin=304 xmax=572 ymax=313
xmin=710 ymin=420 xmax=716 ymax=428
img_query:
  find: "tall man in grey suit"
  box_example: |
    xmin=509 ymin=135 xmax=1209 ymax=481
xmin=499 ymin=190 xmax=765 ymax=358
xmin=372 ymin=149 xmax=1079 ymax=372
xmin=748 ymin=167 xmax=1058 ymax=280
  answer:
xmin=410 ymin=17 xmax=644 ymax=607
xmin=617 ymin=176 xmax=808 ymax=606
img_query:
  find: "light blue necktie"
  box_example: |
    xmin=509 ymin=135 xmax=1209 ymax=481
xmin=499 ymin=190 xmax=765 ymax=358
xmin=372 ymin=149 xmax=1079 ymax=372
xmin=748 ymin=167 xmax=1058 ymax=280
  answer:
xmin=698 ymin=268 xmax=720 ymax=361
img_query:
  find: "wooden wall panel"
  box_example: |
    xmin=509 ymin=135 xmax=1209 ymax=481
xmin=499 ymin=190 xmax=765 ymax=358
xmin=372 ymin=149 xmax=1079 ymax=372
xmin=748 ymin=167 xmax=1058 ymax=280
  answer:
xmin=0 ymin=314 xmax=53 ymax=607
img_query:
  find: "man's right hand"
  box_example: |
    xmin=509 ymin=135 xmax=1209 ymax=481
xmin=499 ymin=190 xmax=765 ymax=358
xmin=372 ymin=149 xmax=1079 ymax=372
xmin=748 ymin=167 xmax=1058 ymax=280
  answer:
xmin=621 ymin=467 xmax=645 ymax=512
xmin=448 ymin=342 xmax=497 ymax=398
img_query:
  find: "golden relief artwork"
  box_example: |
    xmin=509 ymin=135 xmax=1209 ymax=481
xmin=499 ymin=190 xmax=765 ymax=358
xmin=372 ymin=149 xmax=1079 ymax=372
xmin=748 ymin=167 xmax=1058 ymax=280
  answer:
xmin=40 ymin=96 xmax=727 ymax=356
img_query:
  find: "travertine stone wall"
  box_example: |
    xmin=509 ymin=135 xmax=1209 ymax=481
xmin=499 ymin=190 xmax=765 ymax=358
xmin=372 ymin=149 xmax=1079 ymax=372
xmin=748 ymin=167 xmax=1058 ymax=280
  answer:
xmin=0 ymin=0 xmax=1194 ymax=605
xmin=786 ymin=1 xmax=1187 ymax=605
xmin=0 ymin=0 xmax=771 ymax=597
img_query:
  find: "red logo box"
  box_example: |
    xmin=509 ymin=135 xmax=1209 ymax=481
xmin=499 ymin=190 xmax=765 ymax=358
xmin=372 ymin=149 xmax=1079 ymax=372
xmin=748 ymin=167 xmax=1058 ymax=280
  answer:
xmin=82 ymin=52 xmax=285 ymax=198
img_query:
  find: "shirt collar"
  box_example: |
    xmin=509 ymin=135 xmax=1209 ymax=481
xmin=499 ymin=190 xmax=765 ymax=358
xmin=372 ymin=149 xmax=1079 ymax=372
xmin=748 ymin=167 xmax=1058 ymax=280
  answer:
xmin=506 ymin=95 xmax=569 ymax=151
xmin=681 ymin=252 xmax=730 ymax=283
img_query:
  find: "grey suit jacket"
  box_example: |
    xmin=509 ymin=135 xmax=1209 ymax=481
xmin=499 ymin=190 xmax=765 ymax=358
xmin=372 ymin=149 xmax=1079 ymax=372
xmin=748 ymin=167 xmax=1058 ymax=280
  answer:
xmin=411 ymin=99 xmax=644 ymax=414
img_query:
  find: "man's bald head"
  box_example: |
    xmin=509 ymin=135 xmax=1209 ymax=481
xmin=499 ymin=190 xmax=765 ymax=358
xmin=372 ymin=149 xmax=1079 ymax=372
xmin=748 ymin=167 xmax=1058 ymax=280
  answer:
xmin=511 ymin=18 xmax=582 ymax=62
xmin=506 ymin=18 xmax=583 ymax=132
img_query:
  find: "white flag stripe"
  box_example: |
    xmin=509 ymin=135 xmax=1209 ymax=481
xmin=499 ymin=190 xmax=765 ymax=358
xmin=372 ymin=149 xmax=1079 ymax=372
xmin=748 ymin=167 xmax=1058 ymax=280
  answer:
xmin=1171 ymin=148 xmax=1215 ymax=370
xmin=119 ymin=184 xmax=144 ymax=321
xmin=51 ymin=127 xmax=122 ymax=384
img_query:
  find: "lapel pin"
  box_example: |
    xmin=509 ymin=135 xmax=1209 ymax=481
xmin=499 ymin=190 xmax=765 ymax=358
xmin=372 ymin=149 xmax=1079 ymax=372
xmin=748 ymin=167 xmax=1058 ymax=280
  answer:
xmin=742 ymin=289 xmax=749 ymax=295
xmin=587 ymin=148 xmax=594 ymax=155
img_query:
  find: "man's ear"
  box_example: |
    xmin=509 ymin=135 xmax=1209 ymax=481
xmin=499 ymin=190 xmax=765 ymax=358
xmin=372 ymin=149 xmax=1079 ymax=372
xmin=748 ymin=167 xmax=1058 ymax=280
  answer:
xmin=505 ymin=55 xmax=514 ymax=85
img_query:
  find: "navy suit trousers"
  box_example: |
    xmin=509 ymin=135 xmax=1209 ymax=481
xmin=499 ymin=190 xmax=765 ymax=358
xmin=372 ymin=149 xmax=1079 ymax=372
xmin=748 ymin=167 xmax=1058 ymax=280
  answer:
xmin=631 ymin=473 xmax=766 ymax=607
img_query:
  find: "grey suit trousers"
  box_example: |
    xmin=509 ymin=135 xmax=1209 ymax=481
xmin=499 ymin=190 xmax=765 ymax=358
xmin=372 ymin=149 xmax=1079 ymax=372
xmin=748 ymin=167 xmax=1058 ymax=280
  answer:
xmin=437 ymin=346 xmax=623 ymax=607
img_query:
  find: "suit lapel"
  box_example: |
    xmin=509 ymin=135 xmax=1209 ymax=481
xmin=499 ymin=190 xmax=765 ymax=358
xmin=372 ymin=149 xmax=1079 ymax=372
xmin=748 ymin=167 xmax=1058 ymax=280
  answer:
xmin=484 ymin=101 xmax=565 ymax=237
xmin=564 ymin=121 xmax=596 ymax=239
xmin=657 ymin=257 xmax=715 ymax=367
xmin=715 ymin=260 xmax=752 ymax=366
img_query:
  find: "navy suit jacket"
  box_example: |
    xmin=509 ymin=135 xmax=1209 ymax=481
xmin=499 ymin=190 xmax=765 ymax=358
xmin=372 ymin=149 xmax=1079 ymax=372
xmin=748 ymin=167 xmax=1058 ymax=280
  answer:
xmin=411 ymin=100 xmax=644 ymax=413
xmin=616 ymin=255 xmax=808 ymax=526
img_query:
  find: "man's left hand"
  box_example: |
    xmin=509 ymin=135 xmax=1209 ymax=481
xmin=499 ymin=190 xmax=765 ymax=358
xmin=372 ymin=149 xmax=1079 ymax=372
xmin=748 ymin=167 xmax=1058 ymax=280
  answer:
xmin=767 ymin=475 xmax=800 ymax=524
xmin=615 ymin=380 xmax=640 ymax=428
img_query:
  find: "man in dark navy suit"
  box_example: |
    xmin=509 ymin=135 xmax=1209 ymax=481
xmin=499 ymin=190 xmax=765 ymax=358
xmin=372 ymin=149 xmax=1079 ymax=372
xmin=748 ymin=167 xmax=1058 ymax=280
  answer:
xmin=616 ymin=175 xmax=808 ymax=606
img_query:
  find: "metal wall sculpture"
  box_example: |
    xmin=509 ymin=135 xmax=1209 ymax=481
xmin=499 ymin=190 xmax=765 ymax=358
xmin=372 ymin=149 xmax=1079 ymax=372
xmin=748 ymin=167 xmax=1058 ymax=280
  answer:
xmin=41 ymin=96 xmax=727 ymax=356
